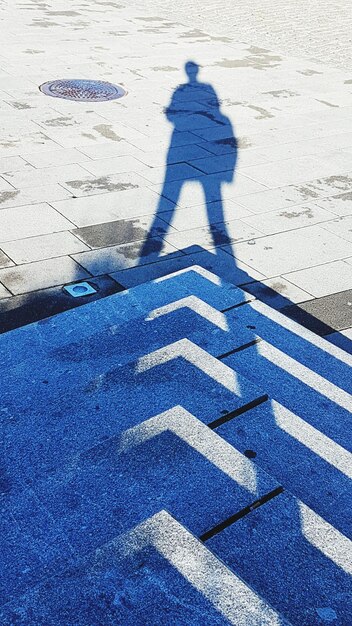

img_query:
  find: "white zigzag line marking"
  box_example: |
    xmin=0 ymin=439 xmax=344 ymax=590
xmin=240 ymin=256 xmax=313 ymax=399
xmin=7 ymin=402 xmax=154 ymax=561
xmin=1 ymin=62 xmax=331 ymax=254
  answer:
xmin=146 ymin=295 xmax=228 ymax=331
xmin=136 ymin=338 xmax=241 ymax=394
xmin=114 ymin=510 xmax=289 ymax=626
xmin=119 ymin=405 xmax=259 ymax=494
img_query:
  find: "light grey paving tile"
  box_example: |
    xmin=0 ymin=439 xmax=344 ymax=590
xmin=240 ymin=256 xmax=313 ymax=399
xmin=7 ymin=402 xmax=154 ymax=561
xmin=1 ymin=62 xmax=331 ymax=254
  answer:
xmin=0 ymin=131 xmax=60 ymax=157
xmin=2 ymin=164 xmax=91 ymax=189
xmin=164 ymin=219 xmax=263 ymax=251
xmin=75 ymin=141 xmax=146 ymax=160
xmin=81 ymin=155 xmax=151 ymax=177
xmin=0 ymin=156 xmax=29 ymax=173
xmin=242 ymin=203 xmax=336 ymax=234
xmin=52 ymin=187 xmax=173 ymax=227
xmin=2 ymin=231 xmax=89 ymax=264
xmin=235 ymin=184 xmax=323 ymax=214
xmin=283 ymin=260 xmax=352 ymax=297
xmin=0 ymin=249 xmax=14 ymax=269
xmin=240 ymin=154 xmax=345 ymax=188
xmin=320 ymin=215 xmax=352 ymax=242
xmin=21 ymin=148 xmax=92 ymax=168
xmin=60 ymin=172 xmax=148 ymax=197
xmin=0 ymin=282 xmax=11 ymax=298
xmin=0 ymin=177 xmax=15 ymax=192
xmin=314 ymin=192 xmax=352 ymax=216
xmin=303 ymin=172 xmax=352 ymax=197
xmin=244 ymin=276 xmax=313 ymax=308
xmin=0 ymin=203 xmax=75 ymax=242
xmin=0 ymin=256 xmax=90 ymax=295
xmin=0 ymin=184 xmax=73 ymax=210
xmin=223 ymin=225 xmax=352 ymax=276
xmin=72 ymin=240 xmax=182 ymax=275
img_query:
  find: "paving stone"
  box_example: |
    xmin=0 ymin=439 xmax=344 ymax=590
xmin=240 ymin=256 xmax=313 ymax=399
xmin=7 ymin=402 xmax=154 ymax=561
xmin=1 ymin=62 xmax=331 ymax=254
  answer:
xmin=110 ymin=255 xmax=199 ymax=287
xmin=1 ymin=231 xmax=89 ymax=264
xmin=0 ymin=131 xmax=59 ymax=157
xmin=0 ymin=156 xmax=29 ymax=173
xmin=282 ymin=288 xmax=352 ymax=332
xmin=81 ymin=155 xmax=151 ymax=177
xmin=52 ymin=188 xmax=174 ymax=227
xmin=149 ymin=172 xmax=268 ymax=207
xmin=21 ymin=148 xmax=92 ymax=168
xmin=189 ymin=153 xmax=239 ymax=175
xmin=242 ymin=203 xmax=336 ymax=234
xmin=75 ymin=141 xmax=147 ymax=160
xmin=314 ymin=191 xmax=352 ymax=216
xmin=320 ymin=215 xmax=352 ymax=242
xmin=0 ymin=249 xmax=14 ymax=269
xmin=73 ymin=215 xmax=173 ymax=249
xmin=0 ymin=177 xmax=15 ymax=192
xmin=72 ymin=238 xmax=182 ymax=274
xmin=223 ymin=225 xmax=352 ymax=276
xmin=0 ymin=282 xmax=11 ymax=298
xmin=243 ymin=276 xmax=313 ymax=307
xmin=0 ymin=203 xmax=75 ymax=243
xmin=159 ymin=198 xmax=253 ymax=231
xmin=140 ymin=162 xmax=206 ymax=185
xmin=112 ymin=247 xmax=264 ymax=287
xmin=0 ymin=256 xmax=90 ymax=295
xmin=0 ymin=184 xmax=73 ymax=209
xmin=283 ymin=260 xmax=352 ymax=297
xmin=208 ymin=493 xmax=352 ymax=626
xmin=164 ymin=219 xmax=263 ymax=251
xmin=60 ymin=172 xmax=148 ymax=197
xmin=2 ymin=164 xmax=91 ymax=189
xmin=137 ymin=143 xmax=213 ymax=167
xmin=240 ymin=154 xmax=350 ymax=188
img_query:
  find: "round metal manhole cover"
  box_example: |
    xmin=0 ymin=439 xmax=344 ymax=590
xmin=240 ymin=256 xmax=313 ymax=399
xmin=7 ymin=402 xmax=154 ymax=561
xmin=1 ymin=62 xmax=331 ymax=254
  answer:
xmin=39 ymin=79 xmax=126 ymax=102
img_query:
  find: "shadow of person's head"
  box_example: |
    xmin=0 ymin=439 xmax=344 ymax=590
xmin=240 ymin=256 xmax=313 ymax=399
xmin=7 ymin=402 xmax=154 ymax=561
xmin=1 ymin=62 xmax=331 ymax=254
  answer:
xmin=185 ymin=60 xmax=199 ymax=84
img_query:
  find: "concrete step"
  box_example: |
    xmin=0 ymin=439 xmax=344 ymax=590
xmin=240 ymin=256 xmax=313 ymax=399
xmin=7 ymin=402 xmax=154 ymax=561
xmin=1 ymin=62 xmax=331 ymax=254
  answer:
xmin=0 ymin=509 xmax=292 ymax=626
xmin=2 ymin=265 xmax=351 ymax=625
xmin=0 ymin=265 xmax=250 ymax=370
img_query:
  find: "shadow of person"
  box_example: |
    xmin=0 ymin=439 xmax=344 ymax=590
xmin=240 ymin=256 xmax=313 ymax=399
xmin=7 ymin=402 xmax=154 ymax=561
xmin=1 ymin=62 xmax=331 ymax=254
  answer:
xmin=141 ymin=61 xmax=237 ymax=257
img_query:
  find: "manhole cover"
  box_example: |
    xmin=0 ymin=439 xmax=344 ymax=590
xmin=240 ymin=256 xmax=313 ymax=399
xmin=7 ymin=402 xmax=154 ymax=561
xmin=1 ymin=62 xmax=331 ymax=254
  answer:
xmin=39 ymin=79 xmax=126 ymax=102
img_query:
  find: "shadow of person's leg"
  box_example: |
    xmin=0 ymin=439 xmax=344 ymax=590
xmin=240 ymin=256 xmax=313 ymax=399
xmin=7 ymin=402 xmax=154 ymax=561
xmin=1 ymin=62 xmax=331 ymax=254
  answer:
xmin=140 ymin=176 xmax=183 ymax=258
xmin=203 ymin=179 xmax=232 ymax=248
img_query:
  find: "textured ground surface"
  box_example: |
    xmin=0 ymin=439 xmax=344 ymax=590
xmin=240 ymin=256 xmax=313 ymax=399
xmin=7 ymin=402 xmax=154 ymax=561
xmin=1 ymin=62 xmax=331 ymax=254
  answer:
xmin=0 ymin=0 xmax=351 ymax=343
xmin=1 ymin=266 xmax=351 ymax=624
xmin=130 ymin=0 xmax=352 ymax=70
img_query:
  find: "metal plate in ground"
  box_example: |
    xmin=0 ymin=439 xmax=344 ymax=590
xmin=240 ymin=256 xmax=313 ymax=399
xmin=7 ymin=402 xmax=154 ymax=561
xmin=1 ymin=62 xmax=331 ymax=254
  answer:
xmin=39 ymin=79 xmax=126 ymax=102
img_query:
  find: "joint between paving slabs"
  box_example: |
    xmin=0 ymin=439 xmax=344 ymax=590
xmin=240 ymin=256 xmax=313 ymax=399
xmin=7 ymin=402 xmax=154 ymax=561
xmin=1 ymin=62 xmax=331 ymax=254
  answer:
xmin=217 ymin=338 xmax=261 ymax=360
xmin=207 ymin=394 xmax=270 ymax=430
xmin=200 ymin=486 xmax=284 ymax=542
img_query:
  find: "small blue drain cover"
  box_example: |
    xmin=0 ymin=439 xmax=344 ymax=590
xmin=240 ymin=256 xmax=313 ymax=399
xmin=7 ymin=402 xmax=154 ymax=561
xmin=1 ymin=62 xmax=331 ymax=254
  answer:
xmin=39 ymin=79 xmax=126 ymax=102
xmin=64 ymin=282 xmax=97 ymax=297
